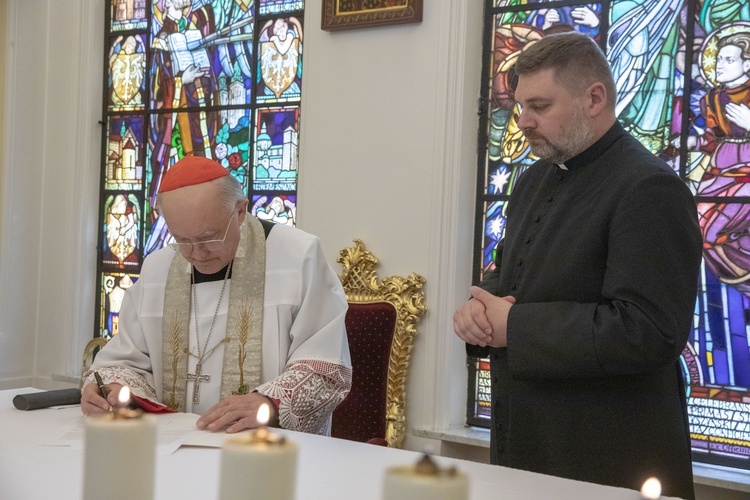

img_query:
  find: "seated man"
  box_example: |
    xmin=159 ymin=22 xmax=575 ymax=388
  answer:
xmin=82 ymin=156 xmax=352 ymax=435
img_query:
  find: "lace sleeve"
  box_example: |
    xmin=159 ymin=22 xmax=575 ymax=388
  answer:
xmin=255 ymin=358 xmax=352 ymax=435
xmin=82 ymin=366 xmax=159 ymax=403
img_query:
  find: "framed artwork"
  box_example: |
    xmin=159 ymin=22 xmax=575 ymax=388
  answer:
xmin=321 ymin=0 xmax=423 ymax=31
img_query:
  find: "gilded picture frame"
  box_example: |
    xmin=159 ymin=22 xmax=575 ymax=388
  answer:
xmin=321 ymin=0 xmax=423 ymax=32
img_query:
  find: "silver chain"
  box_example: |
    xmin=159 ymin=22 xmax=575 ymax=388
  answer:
xmin=190 ymin=260 xmax=233 ymax=364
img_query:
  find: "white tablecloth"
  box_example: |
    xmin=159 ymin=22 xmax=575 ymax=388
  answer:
xmin=0 ymin=388 xmax=664 ymax=499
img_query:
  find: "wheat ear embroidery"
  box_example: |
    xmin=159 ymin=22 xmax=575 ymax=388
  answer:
xmin=232 ymin=304 xmax=253 ymax=395
xmin=166 ymin=311 xmax=182 ymax=410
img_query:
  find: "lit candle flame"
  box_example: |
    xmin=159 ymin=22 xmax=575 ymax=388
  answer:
xmin=640 ymin=477 xmax=661 ymax=499
xmin=257 ymin=403 xmax=270 ymax=426
xmin=118 ymin=386 xmax=131 ymax=406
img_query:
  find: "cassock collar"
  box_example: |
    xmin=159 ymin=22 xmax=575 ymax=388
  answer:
xmin=557 ymin=120 xmax=626 ymax=171
xmin=193 ymin=263 xmax=233 ymax=284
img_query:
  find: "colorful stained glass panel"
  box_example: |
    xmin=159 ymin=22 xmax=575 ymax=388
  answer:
xmin=606 ymin=0 xmax=684 ymax=157
xmin=99 ymin=271 xmax=139 ymax=338
xmin=688 ymin=258 xmax=750 ymax=463
xmin=253 ymin=107 xmax=299 ymax=191
xmin=102 ymin=193 xmax=141 ymax=269
xmin=111 ymin=0 xmax=147 ymax=32
xmin=251 ymin=193 xmax=297 ymax=226
xmin=256 ymin=17 xmax=303 ymax=104
xmin=106 ymin=116 xmax=145 ymax=191
xmin=260 ymin=0 xmax=304 ymax=15
xmin=149 ymin=1 xmax=255 ymax=110
xmin=473 ymin=358 xmax=492 ymax=421
xmin=108 ymin=35 xmax=147 ymax=112
xmin=481 ymin=200 xmax=508 ymax=278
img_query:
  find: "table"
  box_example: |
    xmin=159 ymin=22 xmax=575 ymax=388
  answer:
xmin=0 ymin=388 xmax=667 ymax=499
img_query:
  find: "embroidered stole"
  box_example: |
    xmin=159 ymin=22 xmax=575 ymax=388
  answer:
xmin=161 ymin=216 xmax=266 ymax=411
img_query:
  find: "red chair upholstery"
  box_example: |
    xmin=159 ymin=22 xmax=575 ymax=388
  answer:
xmin=332 ymin=302 xmax=397 ymax=444
xmin=331 ymin=240 xmax=425 ymax=448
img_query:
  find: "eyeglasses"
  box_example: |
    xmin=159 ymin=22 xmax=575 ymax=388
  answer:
xmin=168 ymin=211 xmax=235 ymax=254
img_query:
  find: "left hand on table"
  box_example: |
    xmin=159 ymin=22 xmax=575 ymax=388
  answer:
xmin=196 ymin=393 xmax=279 ymax=433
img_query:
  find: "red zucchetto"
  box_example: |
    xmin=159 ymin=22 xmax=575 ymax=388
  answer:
xmin=158 ymin=155 xmax=229 ymax=193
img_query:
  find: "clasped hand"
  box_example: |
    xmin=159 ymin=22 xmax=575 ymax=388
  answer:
xmin=453 ymin=286 xmax=515 ymax=348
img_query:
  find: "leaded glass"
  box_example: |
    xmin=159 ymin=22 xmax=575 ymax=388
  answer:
xmin=108 ymin=35 xmax=147 ymax=112
xmin=256 ymin=17 xmax=303 ymax=104
xmin=106 ymin=116 xmax=146 ymax=191
xmin=259 ymin=0 xmax=303 ymax=16
xmin=253 ymin=106 xmax=299 ymax=191
xmin=481 ymin=200 xmax=508 ymax=278
xmin=468 ymin=358 xmax=492 ymax=426
xmin=251 ymin=193 xmax=296 ymax=225
xmin=149 ymin=2 xmax=255 ymax=110
xmin=102 ymin=193 xmax=141 ymax=269
xmin=97 ymin=1 xmax=306 ymax=341
xmin=99 ymin=271 xmax=139 ymax=338
xmin=111 ymin=0 xmax=148 ymax=32
xmin=471 ymin=0 xmax=750 ymax=471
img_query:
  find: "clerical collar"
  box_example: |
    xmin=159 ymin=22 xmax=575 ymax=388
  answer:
xmin=192 ymin=263 xmax=233 ymax=284
xmin=555 ymin=121 xmax=627 ymax=171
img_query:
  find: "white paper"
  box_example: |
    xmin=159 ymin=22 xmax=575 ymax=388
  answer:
xmin=43 ymin=412 xmax=204 ymax=455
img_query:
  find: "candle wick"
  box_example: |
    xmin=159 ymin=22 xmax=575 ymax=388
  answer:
xmin=414 ymin=454 xmax=439 ymax=475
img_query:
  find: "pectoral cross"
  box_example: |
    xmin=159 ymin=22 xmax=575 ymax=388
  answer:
xmin=187 ymin=362 xmax=211 ymax=404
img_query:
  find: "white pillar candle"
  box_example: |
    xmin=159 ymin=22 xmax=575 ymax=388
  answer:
xmin=219 ymin=430 xmax=298 ymax=500
xmin=82 ymin=387 xmax=157 ymax=500
xmin=219 ymin=404 xmax=297 ymax=500
xmin=383 ymin=454 xmax=469 ymax=500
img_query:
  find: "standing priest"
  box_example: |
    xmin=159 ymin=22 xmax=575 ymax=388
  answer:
xmin=453 ymin=32 xmax=701 ymax=498
xmin=82 ymin=156 xmax=352 ymax=435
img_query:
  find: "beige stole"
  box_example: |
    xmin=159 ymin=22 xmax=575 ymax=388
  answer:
xmin=161 ymin=216 xmax=266 ymax=411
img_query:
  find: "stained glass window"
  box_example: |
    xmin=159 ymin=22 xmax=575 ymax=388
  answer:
xmin=470 ymin=0 xmax=750 ymax=470
xmin=96 ymin=1 xmax=305 ymax=339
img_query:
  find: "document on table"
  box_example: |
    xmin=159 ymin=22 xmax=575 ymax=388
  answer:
xmin=44 ymin=412 xmax=205 ymax=455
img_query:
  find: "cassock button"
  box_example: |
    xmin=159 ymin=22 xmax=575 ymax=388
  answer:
xmin=534 ymin=215 xmax=541 ymax=222
xmin=510 ymin=284 xmax=517 ymax=290
xmin=547 ymin=196 xmax=553 ymax=202
xmin=525 ymin=237 xmax=531 ymax=244
xmin=517 ymin=259 xmax=523 ymax=267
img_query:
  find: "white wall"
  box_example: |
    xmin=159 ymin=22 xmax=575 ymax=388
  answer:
xmin=299 ymin=0 xmax=484 ymax=444
xmin=0 ymin=0 xmax=102 ymax=389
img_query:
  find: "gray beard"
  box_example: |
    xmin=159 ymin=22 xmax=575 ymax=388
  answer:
xmin=529 ymin=113 xmax=593 ymax=163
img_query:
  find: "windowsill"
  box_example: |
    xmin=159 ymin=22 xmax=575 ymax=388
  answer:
xmin=414 ymin=425 xmax=750 ymax=493
xmin=413 ymin=425 xmax=490 ymax=449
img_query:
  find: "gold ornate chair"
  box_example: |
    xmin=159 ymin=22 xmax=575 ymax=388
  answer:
xmin=331 ymin=239 xmax=426 ymax=448
xmin=80 ymin=337 xmax=109 ymax=388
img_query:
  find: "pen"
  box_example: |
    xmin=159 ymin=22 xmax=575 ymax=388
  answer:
xmin=93 ymin=370 xmax=114 ymax=414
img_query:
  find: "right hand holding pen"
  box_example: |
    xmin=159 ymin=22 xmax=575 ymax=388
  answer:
xmin=81 ymin=381 xmax=123 ymax=416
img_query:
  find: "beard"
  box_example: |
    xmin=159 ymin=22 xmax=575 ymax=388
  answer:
xmin=525 ymin=105 xmax=593 ymax=163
